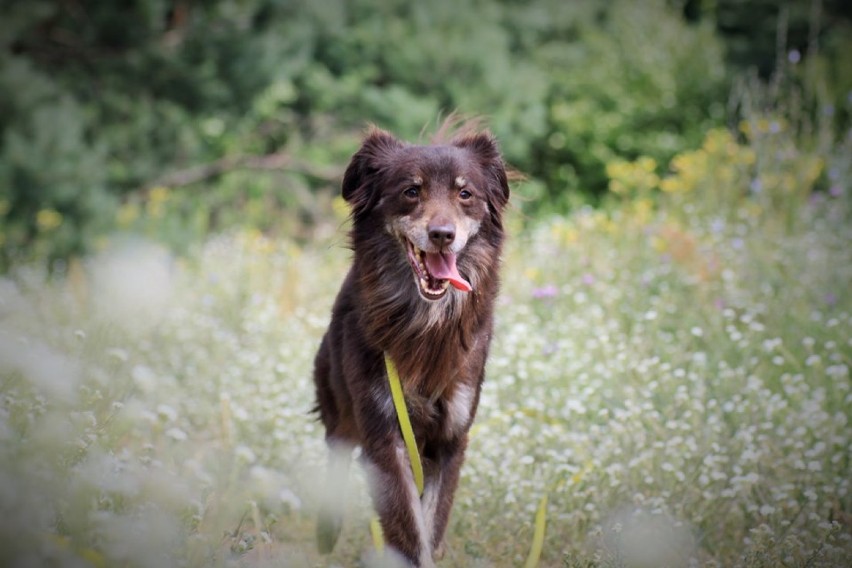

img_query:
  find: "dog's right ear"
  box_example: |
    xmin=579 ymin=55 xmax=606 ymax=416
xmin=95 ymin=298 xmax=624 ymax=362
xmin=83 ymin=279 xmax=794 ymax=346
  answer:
xmin=342 ymin=128 xmax=403 ymax=214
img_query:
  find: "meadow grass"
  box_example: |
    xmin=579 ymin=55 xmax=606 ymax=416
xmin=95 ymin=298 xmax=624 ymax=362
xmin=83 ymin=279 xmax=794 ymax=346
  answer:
xmin=1 ymin=126 xmax=850 ymax=567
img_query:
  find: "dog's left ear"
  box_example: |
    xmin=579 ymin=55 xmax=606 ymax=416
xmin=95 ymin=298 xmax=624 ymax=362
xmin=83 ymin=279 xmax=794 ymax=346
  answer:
xmin=453 ymin=132 xmax=510 ymax=209
xmin=342 ymin=128 xmax=403 ymax=215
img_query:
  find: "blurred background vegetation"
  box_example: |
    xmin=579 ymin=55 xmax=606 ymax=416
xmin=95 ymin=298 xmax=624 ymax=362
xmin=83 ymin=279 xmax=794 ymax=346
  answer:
xmin=0 ymin=0 xmax=850 ymax=269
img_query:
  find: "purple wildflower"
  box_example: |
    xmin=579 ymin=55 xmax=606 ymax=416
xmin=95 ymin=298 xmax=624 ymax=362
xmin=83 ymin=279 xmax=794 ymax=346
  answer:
xmin=532 ymin=284 xmax=559 ymax=299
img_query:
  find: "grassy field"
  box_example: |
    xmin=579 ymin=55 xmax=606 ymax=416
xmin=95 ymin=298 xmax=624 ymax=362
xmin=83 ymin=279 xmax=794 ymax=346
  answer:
xmin=1 ymin=124 xmax=851 ymax=567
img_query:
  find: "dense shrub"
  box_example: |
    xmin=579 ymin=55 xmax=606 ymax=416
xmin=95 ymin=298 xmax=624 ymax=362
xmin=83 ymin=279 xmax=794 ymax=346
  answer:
xmin=526 ymin=0 xmax=728 ymax=209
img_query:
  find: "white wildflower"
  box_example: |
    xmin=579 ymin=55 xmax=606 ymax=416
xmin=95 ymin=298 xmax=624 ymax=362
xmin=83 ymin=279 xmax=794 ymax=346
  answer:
xmin=90 ymin=240 xmax=175 ymax=330
xmin=165 ymin=427 xmax=187 ymax=441
xmin=131 ymin=365 xmax=158 ymax=392
xmin=107 ymin=347 xmax=129 ymax=362
xmin=280 ymin=488 xmax=302 ymax=510
xmin=156 ymin=404 xmax=178 ymax=423
xmin=826 ymin=364 xmax=848 ymax=378
xmin=235 ymin=445 xmax=257 ymax=464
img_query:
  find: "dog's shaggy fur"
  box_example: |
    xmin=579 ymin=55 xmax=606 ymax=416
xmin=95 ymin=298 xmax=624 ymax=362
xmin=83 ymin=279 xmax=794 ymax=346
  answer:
xmin=313 ymin=122 xmax=509 ymax=566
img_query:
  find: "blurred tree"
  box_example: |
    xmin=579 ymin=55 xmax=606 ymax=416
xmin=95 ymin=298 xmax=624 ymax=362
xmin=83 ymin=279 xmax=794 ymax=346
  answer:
xmin=1 ymin=0 xmax=313 ymax=266
xmin=0 ymin=0 xmax=847 ymax=268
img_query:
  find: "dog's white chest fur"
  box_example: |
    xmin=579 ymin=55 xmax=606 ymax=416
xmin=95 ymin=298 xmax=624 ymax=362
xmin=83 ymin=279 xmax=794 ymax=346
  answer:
xmin=444 ymin=382 xmax=475 ymax=437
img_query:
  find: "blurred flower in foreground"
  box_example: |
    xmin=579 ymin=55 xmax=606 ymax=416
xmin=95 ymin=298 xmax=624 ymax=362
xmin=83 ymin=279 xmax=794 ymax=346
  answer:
xmin=90 ymin=240 xmax=175 ymax=329
xmin=601 ymin=508 xmax=696 ymax=567
xmin=0 ymin=336 xmax=81 ymax=403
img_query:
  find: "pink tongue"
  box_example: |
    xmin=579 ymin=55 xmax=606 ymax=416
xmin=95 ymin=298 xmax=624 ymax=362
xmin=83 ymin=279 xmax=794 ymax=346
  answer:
xmin=423 ymin=252 xmax=472 ymax=292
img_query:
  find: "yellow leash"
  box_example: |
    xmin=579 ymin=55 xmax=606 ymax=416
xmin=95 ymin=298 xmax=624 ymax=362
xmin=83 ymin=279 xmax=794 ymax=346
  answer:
xmin=371 ymin=354 xmax=426 ymax=551
xmin=523 ymin=493 xmax=548 ymax=568
xmin=372 ymin=354 xmax=545 ymax=567
xmin=384 ymin=354 xmax=425 ymax=495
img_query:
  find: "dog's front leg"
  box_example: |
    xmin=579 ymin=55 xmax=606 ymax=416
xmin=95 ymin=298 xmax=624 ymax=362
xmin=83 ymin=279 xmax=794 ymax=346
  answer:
xmin=422 ymin=435 xmax=467 ymax=560
xmin=363 ymin=438 xmax=434 ymax=567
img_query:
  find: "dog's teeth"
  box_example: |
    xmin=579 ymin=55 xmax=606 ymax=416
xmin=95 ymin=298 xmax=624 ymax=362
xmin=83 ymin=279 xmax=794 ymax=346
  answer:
xmin=419 ymin=276 xmax=446 ymax=297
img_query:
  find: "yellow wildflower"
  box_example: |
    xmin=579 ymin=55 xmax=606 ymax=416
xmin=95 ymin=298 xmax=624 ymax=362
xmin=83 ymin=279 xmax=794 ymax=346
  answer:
xmin=701 ymin=128 xmax=733 ymax=154
xmin=637 ymin=156 xmax=657 ymax=173
xmin=331 ymin=195 xmax=350 ymax=221
xmin=606 ymin=156 xmax=659 ymax=196
xmin=632 ymin=198 xmax=654 ymax=224
xmin=738 ymin=147 xmax=756 ymax=166
xmin=36 ymin=208 xmax=63 ymax=231
xmin=149 ymin=186 xmax=170 ymax=203
xmin=550 ymin=222 xmax=578 ymax=245
xmin=146 ymin=186 xmax=171 ymax=218
xmin=116 ymin=202 xmax=140 ymax=227
xmin=660 ymin=177 xmax=681 ymax=193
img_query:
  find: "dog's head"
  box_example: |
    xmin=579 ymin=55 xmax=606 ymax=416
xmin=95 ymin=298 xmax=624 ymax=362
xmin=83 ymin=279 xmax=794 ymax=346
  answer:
xmin=342 ymin=126 xmax=510 ymax=301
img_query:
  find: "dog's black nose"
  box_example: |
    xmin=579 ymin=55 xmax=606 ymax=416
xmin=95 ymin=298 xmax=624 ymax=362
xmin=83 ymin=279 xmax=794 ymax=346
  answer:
xmin=428 ymin=224 xmax=456 ymax=248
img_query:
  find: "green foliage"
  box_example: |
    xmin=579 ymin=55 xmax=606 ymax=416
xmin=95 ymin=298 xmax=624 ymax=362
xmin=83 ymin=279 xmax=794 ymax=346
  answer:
xmin=528 ymin=0 xmax=728 ymax=208
xmin=1 ymin=0 xmax=850 ymax=266
xmin=1 ymin=0 xmax=319 ymax=266
xmin=0 ymin=0 xmax=719 ymax=266
xmin=0 ymin=57 xmax=111 ymax=263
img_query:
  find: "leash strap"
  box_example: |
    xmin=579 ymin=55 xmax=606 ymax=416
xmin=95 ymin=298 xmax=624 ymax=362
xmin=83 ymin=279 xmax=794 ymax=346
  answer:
xmin=369 ymin=517 xmax=384 ymax=552
xmin=384 ymin=353 xmax=425 ymax=496
xmin=376 ymin=354 xmax=546 ymax=567
xmin=523 ymin=493 xmax=548 ymax=568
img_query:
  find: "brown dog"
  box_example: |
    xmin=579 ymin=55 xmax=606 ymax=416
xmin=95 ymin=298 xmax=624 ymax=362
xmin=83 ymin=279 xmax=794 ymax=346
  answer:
xmin=313 ymin=122 xmax=508 ymax=566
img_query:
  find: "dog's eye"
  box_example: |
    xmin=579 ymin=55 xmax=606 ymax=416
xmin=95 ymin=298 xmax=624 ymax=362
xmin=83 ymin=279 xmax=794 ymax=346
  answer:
xmin=459 ymin=189 xmax=472 ymax=200
xmin=403 ymin=187 xmax=419 ymax=199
